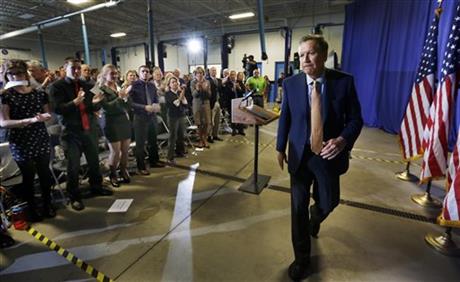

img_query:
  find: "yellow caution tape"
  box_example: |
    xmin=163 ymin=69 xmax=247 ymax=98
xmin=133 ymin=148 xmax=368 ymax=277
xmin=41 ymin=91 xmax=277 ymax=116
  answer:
xmin=26 ymin=226 xmax=113 ymax=282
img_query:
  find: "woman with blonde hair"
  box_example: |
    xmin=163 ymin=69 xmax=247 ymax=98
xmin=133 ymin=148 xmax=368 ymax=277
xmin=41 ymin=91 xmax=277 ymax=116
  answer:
xmin=122 ymin=69 xmax=138 ymax=88
xmin=96 ymin=64 xmax=131 ymax=187
xmin=191 ymin=67 xmax=211 ymax=148
xmin=122 ymin=69 xmax=138 ymax=140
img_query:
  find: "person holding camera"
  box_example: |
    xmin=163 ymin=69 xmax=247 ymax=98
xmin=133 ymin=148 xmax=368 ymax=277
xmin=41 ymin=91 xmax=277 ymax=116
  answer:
xmin=244 ymin=55 xmax=258 ymax=79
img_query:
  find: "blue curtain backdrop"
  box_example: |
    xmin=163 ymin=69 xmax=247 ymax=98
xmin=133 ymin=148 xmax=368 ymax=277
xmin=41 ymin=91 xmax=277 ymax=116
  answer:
xmin=342 ymin=0 xmax=460 ymax=144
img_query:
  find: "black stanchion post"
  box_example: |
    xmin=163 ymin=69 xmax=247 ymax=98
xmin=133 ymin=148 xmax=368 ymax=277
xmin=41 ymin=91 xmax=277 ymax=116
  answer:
xmin=395 ymin=161 xmax=418 ymax=182
xmin=411 ymin=180 xmax=442 ymax=208
xmin=254 ymin=125 xmax=259 ymax=191
xmin=425 ymin=227 xmax=460 ymax=256
xmin=239 ymin=124 xmax=270 ymax=194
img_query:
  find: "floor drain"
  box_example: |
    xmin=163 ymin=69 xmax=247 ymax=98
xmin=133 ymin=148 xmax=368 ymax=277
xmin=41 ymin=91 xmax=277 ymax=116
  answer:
xmin=339 ymin=199 xmax=437 ymax=224
xmin=267 ymin=185 xmax=437 ymax=224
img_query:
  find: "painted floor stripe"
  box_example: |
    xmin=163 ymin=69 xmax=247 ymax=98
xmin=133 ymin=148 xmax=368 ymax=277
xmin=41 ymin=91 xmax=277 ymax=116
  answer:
xmin=25 ymin=226 xmax=113 ymax=282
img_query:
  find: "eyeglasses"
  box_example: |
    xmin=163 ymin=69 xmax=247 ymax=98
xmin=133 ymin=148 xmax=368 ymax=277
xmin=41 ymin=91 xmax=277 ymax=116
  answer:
xmin=110 ymin=71 xmax=118 ymax=75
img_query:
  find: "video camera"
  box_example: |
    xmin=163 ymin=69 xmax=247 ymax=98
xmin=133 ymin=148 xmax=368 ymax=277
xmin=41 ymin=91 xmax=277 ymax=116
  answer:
xmin=242 ymin=54 xmax=248 ymax=69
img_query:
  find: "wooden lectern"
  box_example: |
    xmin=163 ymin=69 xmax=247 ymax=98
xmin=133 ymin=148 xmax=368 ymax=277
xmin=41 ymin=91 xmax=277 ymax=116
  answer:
xmin=231 ymin=97 xmax=279 ymax=194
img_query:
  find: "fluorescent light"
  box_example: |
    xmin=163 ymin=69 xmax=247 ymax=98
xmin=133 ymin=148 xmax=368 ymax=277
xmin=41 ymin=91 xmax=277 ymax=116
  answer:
xmin=67 ymin=0 xmax=90 ymax=4
xmin=105 ymin=1 xmax=118 ymax=7
xmin=110 ymin=32 xmax=126 ymax=38
xmin=187 ymin=38 xmax=202 ymax=53
xmin=229 ymin=12 xmax=255 ymax=20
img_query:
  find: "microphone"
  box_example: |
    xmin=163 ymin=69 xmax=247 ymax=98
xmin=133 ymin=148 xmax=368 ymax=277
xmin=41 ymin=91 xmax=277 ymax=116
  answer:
xmin=241 ymin=90 xmax=255 ymax=101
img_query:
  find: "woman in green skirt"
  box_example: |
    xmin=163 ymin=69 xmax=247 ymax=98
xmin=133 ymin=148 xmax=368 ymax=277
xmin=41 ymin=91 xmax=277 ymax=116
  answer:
xmin=95 ymin=64 xmax=132 ymax=187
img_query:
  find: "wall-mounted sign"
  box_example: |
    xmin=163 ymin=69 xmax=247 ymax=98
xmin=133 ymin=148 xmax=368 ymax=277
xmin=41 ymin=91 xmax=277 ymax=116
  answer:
xmin=1 ymin=49 xmax=8 ymax=55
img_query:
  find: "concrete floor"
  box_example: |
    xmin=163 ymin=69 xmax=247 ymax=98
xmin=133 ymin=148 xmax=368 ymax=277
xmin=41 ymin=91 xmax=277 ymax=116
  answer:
xmin=1 ymin=120 xmax=460 ymax=282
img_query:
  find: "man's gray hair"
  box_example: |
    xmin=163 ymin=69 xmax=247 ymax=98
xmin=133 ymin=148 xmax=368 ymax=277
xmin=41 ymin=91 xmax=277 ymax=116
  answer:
xmin=27 ymin=60 xmax=45 ymax=70
xmin=299 ymin=34 xmax=328 ymax=55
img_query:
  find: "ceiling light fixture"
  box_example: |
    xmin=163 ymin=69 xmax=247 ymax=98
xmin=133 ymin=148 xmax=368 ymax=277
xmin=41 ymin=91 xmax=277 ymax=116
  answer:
xmin=187 ymin=38 xmax=202 ymax=53
xmin=110 ymin=32 xmax=126 ymax=38
xmin=229 ymin=12 xmax=255 ymax=20
xmin=67 ymin=0 xmax=90 ymax=5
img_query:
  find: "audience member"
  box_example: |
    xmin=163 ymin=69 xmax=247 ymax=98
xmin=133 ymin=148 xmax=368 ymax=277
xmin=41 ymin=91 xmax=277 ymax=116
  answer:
xmin=129 ymin=65 xmax=164 ymax=175
xmin=0 ymin=59 xmax=56 ymax=220
xmin=96 ymin=64 xmax=132 ymax=187
xmin=49 ymin=58 xmax=113 ymax=211
xmin=165 ymin=76 xmax=188 ymax=164
xmin=191 ymin=67 xmax=212 ymax=148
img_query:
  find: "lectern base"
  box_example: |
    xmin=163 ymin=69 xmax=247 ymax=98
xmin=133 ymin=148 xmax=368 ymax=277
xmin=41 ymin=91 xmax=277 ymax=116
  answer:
xmin=238 ymin=174 xmax=271 ymax=194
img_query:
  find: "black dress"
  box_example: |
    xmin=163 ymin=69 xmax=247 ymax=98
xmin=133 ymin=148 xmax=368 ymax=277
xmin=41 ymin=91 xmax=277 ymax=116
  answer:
xmin=100 ymin=86 xmax=131 ymax=142
xmin=0 ymin=89 xmax=50 ymax=162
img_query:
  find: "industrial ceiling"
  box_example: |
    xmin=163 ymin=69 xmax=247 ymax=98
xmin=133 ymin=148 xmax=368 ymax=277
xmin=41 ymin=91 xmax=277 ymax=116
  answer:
xmin=0 ymin=0 xmax=351 ymax=47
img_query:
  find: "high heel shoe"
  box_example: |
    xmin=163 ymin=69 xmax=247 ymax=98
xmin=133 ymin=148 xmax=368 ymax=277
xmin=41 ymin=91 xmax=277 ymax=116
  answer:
xmin=109 ymin=165 xmax=120 ymax=187
xmin=109 ymin=175 xmax=120 ymax=187
xmin=120 ymin=169 xmax=131 ymax=184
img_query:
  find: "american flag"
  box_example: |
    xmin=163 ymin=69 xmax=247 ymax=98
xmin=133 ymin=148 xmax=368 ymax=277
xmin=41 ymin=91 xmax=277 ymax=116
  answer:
xmin=440 ymin=132 xmax=460 ymax=227
xmin=399 ymin=12 xmax=439 ymax=161
xmin=420 ymin=3 xmax=460 ymax=184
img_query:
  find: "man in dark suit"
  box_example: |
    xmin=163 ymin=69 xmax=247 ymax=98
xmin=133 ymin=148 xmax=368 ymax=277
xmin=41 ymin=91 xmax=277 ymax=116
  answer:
xmin=276 ymin=35 xmax=363 ymax=280
xmin=129 ymin=65 xmax=164 ymax=175
xmin=49 ymin=58 xmax=113 ymax=211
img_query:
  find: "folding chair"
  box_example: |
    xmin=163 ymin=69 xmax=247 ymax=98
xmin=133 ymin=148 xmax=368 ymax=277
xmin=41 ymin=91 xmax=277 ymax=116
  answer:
xmin=47 ymin=125 xmax=68 ymax=205
xmin=0 ymin=142 xmax=22 ymax=230
xmin=219 ymin=108 xmax=233 ymax=134
xmin=156 ymin=115 xmax=170 ymax=158
xmin=185 ymin=115 xmax=198 ymax=147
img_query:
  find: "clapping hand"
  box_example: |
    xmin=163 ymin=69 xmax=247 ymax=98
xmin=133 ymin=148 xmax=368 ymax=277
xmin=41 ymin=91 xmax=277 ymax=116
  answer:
xmin=92 ymin=91 xmax=104 ymax=104
xmin=73 ymin=88 xmax=85 ymax=105
xmin=119 ymin=86 xmax=131 ymax=99
xmin=145 ymin=105 xmax=155 ymax=113
xmin=35 ymin=113 xmax=51 ymax=122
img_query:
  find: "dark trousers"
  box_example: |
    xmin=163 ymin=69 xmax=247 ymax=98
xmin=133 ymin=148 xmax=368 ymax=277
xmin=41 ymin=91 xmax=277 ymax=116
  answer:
xmin=167 ymin=116 xmax=185 ymax=160
xmin=290 ymin=149 xmax=340 ymax=264
xmin=61 ymin=129 xmax=102 ymax=201
xmin=133 ymin=114 xmax=159 ymax=170
xmin=16 ymin=154 xmax=53 ymax=209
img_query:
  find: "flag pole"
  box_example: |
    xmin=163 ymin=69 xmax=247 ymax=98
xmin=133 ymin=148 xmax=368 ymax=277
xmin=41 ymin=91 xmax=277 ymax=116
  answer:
xmin=425 ymin=227 xmax=460 ymax=256
xmin=395 ymin=161 xmax=418 ymax=182
xmin=411 ymin=180 xmax=442 ymax=208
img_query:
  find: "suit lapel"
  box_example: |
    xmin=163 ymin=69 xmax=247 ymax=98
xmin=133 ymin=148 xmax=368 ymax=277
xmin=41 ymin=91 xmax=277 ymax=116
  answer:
xmin=294 ymin=73 xmax=308 ymax=115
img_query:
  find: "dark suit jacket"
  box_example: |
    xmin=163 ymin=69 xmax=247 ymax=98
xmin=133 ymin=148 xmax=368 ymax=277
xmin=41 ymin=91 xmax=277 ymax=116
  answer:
xmin=276 ymin=69 xmax=363 ymax=175
xmin=207 ymin=76 xmax=222 ymax=109
xmin=49 ymin=77 xmax=101 ymax=134
xmin=129 ymin=79 xmax=159 ymax=118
